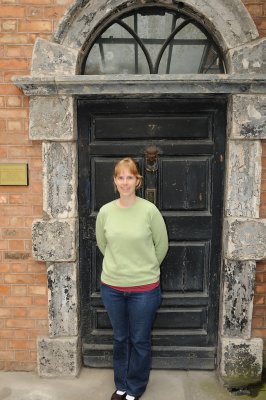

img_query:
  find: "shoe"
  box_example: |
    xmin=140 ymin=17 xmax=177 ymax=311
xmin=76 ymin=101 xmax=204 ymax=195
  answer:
xmin=111 ymin=391 xmax=127 ymax=400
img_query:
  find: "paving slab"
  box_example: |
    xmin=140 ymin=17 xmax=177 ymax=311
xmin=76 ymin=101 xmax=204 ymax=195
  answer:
xmin=0 ymin=368 xmax=266 ymax=400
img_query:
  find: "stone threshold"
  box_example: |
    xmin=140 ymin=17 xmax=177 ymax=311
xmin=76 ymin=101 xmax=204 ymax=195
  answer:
xmin=13 ymin=74 xmax=266 ymax=96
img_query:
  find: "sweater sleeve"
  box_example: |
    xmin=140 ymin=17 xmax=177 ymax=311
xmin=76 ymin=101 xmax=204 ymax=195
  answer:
xmin=95 ymin=209 xmax=107 ymax=255
xmin=151 ymin=208 xmax=168 ymax=265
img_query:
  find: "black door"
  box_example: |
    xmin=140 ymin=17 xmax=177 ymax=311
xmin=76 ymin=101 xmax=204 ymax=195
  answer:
xmin=78 ymin=97 xmax=226 ymax=369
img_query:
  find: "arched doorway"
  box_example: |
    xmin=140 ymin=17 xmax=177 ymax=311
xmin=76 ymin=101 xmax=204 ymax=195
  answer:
xmin=14 ymin=0 xmax=265 ymax=387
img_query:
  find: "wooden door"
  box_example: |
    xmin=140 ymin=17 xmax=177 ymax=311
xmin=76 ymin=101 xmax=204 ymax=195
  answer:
xmin=78 ymin=97 xmax=226 ymax=369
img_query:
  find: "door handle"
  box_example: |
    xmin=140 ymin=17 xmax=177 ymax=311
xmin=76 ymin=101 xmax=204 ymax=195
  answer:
xmin=145 ymin=146 xmax=159 ymax=172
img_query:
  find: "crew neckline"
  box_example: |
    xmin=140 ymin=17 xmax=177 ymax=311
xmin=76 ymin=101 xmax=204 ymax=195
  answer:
xmin=114 ymin=196 xmax=140 ymax=210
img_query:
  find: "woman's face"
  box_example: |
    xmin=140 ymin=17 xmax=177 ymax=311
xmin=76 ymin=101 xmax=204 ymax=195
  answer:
xmin=114 ymin=167 xmax=139 ymax=198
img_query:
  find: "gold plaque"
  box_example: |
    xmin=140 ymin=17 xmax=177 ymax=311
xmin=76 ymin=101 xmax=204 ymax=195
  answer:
xmin=0 ymin=164 xmax=28 ymax=186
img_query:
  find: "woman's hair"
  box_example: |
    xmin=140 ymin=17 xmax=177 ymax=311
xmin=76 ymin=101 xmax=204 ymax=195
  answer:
xmin=113 ymin=157 xmax=143 ymax=189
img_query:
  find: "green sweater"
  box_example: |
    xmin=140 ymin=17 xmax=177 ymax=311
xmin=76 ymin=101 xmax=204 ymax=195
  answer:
xmin=96 ymin=197 xmax=168 ymax=287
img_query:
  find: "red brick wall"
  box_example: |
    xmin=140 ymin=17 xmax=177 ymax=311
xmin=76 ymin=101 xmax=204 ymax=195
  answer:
xmin=0 ymin=0 xmax=71 ymax=371
xmin=0 ymin=0 xmax=265 ymax=371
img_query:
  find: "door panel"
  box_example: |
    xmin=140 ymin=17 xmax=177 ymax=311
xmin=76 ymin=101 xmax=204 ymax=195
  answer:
xmin=78 ymin=97 xmax=226 ymax=369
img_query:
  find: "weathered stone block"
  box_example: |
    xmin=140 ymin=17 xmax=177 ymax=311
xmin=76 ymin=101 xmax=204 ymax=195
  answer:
xmin=37 ymin=336 xmax=81 ymax=377
xmin=31 ymin=38 xmax=79 ymax=76
xmin=227 ymin=38 xmax=266 ymax=74
xmin=222 ymin=260 xmax=256 ymax=338
xmin=43 ymin=142 xmax=78 ymax=219
xmin=29 ymin=96 xmax=76 ymax=141
xmin=48 ymin=263 xmax=79 ymax=337
xmin=229 ymin=95 xmax=266 ymax=139
xmin=219 ymin=337 xmax=263 ymax=387
xmin=224 ymin=218 xmax=266 ymax=260
xmin=224 ymin=140 xmax=261 ymax=217
xmin=32 ymin=219 xmax=78 ymax=262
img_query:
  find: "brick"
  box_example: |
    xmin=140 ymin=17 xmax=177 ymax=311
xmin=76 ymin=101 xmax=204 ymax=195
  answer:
xmin=9 ymin=217 xmax=25 ymax=226
xmin=33 ymin=296 xmax=47 ymax=305
xmin=0 ymin=195 xmax=8 ymax=204
xmin=6 ymin=96 xmax=23 ymax=107
xmin=5 ymin=296 xmax=32 ymax=306
xmin=0 ymin=264 xmax=9 ymax=273
xmin=0 ymin=308 xmax=10 ymax=317
xmin=1 ymin=20 xmax=17 ymax=32
xmin=0 ymin=241 xmax=8 ymax=250
xmin=6 ymin=45 xmax=33 ymax=58
xmin=255 ymin=284 xmax=266 ymax=294
xmin=256 ymin=272 xmax=264 ymax=282
xmin=4 ymin=252 xmax=31 ymax=261
xmin=12 ymin=308 xmax=27 ymax=318
xmin=13 ymin=329 xmax=29 ymax=338
xmin=26 ymin=6 xmax=44 ymax=18
xmin=245 ymin=4 xmax=264 ymax=16
xmin=256 ymin=262 xmax=266 ymax=272
xmin=0 ymin=340 xmax=7 ymax=350
xmin=0 ymin=206 xmax=32 ymax=217
xmin=254 ymin=17 xmax=266 ymax=29
xmin=0 ymin=84 xmax=22 ymax=95
xmin=15 ymin=351 xmax=32 ymax=361
xmin=253 ymin=307 xmax=266 ymax=315
xmin=7 ymin=120 xmax=24 ymax=131
xmin=0 ymin=146 xmax=8 ymax=158
xmin=8 ymin=340 xmax=35 ymax=350
xmin=35 ymin=319 xmax=48 ymax=330
xmin=24 ymin=194 xmax=42 ymax=206
xmin=28 ymin=286 xmax=46 ymax=296
xmin=252 ymin=328 xmax=266 ymax=337
xmin=254 ymin=295 xmax=265 ymax=305
xmin=10 ymin=263 xmax=28 ymax=272
xmin=11 ymin=285 xmax=27 ymax=296
xmin=34 ymin=275 xmax=47 ymax=284
xmin=0 ymin=34 xmax=29 ymax=44
xmin=0 ymin=109 xmax=27 ymax=119
xmin=0 ymin=285 xmax=10 ymax=295
xmin=4 ymin=70 xmax=30 ymax=83
xmin=6 ymin=319 xmax=34 ymax=329
xmin=0 ymin=119 xmax=7 ymax=129
xmin=8 ymin=195 xmax=24 ymax=205
xmin=0 ymin=351 xmax=14 ymax=361
xmin=0 ymin=216 xmax=9 ymax=227
xmin=18 ymin=20 xmax=52 ymax=33
xmin=27 ymin=307 xmax=47 ymax=318
xmin=4 ymin=274 xmax=33 ymax=284
xmin=0 ymin=6 xmax=26 ymax=17
xmin=43 ymin=6 xmax=65 ymax=18
xmin=9 ymin=240 xmax=25 ymax=251
xmin=252 ymin=316 xmax=264 ymax=328
xmin=0 ymin=59 xmax=28 ymax=70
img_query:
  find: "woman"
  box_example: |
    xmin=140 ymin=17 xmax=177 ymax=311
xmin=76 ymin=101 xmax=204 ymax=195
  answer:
xmin=96 ymin=157 xmax=168 ymax=400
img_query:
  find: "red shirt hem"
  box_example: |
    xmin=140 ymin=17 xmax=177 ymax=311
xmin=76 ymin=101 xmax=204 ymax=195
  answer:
xmin=101 ymin=280 xmax=160 ymax=292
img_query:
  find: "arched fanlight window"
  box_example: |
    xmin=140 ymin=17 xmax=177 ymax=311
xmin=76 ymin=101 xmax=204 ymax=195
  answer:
xmin=82 ymin=7 xmax=225 ymax=75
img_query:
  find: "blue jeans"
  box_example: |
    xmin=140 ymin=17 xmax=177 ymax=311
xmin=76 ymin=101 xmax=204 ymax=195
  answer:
xmin=100 ymin=284 xmax=161 ymax=397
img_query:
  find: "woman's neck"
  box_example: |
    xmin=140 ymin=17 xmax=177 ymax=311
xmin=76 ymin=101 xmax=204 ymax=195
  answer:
xmin=117 ymin=195 xmax=137 ymax=208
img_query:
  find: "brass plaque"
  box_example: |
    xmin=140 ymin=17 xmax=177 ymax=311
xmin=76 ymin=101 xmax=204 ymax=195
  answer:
xmin=0 ymin=164 xmax=28 ymax=186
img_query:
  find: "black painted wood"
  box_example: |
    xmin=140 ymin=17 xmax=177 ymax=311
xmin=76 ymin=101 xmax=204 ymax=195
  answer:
xmin=78 ymin=97 xmax=226 ymax=369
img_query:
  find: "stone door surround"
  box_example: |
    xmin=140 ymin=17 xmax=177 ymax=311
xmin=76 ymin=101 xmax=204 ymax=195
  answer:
xmin=14 ymin=0 xmax=266 ymax=388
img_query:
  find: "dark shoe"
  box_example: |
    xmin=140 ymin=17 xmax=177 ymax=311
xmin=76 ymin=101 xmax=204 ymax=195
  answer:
xmin=111 ymin=391 xmax=127 ymax=400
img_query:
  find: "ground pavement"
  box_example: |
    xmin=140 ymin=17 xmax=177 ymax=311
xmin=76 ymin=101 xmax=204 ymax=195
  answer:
xmin=1 ymin=368 xmax=266 ymax=400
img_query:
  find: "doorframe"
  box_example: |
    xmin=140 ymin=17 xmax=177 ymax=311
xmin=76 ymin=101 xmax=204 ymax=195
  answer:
xmin=14 ymin=0 xmax=266 ymax=387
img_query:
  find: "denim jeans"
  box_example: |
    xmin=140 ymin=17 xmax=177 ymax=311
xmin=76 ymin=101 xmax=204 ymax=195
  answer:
xmin=100 ymin=284 xmax=161 ymax=397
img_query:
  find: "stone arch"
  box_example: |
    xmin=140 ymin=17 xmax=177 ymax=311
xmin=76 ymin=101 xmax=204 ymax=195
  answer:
xmin=14 ymin=0 xmax=266 ymax=388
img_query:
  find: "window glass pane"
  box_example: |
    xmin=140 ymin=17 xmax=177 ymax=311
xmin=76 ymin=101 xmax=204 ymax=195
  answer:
xmin=84 ymin=23 xmax=150 ymax=74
